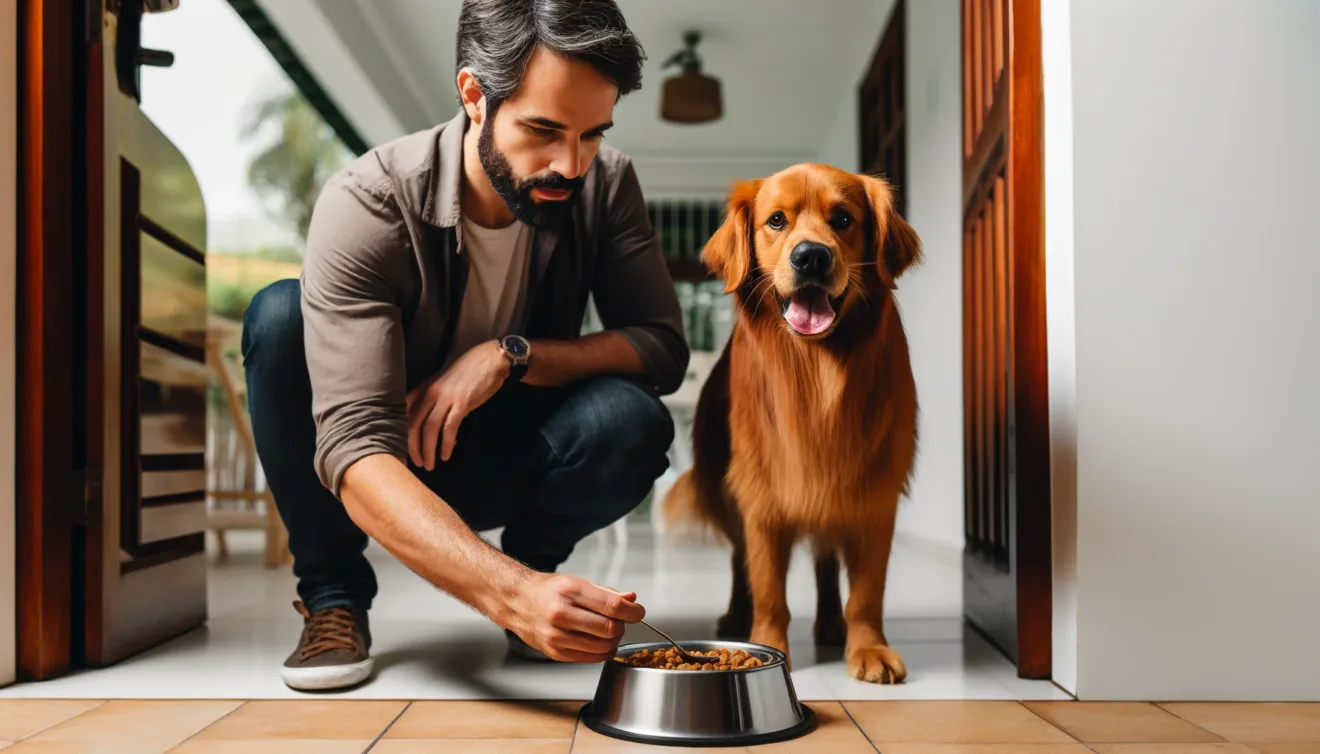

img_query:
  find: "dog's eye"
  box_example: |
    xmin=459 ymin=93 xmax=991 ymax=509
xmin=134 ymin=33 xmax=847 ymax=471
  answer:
xmin=830 ymin=210 xmax=852 ymax=230
xmin=767 ymin=211 xmax=787 ymax=230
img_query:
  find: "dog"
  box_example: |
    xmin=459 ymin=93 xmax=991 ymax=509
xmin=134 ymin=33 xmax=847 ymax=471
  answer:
xmin=661 ymin=163 xmax=922 ymax=684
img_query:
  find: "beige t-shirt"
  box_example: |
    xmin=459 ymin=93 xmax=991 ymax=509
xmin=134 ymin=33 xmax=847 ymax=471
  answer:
xmin=443 ymin=215 xmax=533 ymax=369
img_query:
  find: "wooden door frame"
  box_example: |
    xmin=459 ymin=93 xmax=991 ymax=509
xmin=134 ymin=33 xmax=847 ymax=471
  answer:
xmin=17 ymin=0 xmax=89 ymax=681
xmin=960 ymin=0 xmax=1051 ymax=679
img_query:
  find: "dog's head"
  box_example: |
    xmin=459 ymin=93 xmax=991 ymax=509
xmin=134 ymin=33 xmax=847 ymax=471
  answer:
xmin=703 ymin=163 xmax=921 ymax=339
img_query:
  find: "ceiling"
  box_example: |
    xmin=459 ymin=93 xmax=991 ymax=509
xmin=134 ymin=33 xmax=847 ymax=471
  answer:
xmin=254 ymin=0 xmax=899 ymax=194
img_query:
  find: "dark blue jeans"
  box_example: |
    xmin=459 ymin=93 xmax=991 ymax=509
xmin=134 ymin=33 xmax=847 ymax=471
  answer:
xmin=241 ymin=279 xmax=674 ymax=613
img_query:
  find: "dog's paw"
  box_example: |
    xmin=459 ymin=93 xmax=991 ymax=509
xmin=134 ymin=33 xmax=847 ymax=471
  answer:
xmin=813 ymin=615 xmax=847 ymax=647
xmin=847 ymin=645 xmax=907 ymax=684
xmin=715 ymin=611 xmax=752 ymax=640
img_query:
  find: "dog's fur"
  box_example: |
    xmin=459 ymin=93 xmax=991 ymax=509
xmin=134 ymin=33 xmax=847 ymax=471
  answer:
xmin=661 ymin=163 xmax=922 ymax=684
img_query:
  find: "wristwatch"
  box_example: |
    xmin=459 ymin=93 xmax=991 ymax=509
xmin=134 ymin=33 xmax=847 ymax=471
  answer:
xmin=497 ymin=334 xmax=531 ymax=385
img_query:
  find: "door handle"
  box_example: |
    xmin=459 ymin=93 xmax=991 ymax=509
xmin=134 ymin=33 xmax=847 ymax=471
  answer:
xmin=115 ymin=0 xmax=177 ymax=101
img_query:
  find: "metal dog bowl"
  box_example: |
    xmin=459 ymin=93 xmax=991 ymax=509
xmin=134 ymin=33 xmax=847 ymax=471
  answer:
xmin=580 ymin=640 xmax=816 ymax=747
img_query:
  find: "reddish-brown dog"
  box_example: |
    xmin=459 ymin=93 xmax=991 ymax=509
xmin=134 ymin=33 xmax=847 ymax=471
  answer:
xmin=662 ymin=163 xmax=921 ymax=684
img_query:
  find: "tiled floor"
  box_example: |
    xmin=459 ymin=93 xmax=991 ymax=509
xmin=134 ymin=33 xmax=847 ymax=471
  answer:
xmin=0 ymin=519 xmax=1069 ymax=701
xmin=0 ymin=699 xmax=1315 ymax=752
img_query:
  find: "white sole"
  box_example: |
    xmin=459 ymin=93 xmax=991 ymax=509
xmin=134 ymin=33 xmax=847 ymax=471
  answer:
xmin=280 ymin=658 xmax=374 ymax=691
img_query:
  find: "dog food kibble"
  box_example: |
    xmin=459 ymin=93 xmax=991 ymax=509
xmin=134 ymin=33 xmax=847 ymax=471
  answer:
xmin=615 ymin=647 xmax=763 ymax=670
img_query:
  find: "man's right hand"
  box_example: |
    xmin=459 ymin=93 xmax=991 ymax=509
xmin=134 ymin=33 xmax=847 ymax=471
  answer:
xmin=510 ymin=573 xmax=645 ymax=663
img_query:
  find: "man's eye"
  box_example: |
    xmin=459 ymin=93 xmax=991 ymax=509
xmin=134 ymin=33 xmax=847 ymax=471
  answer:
xmin=767 ymin=211 xmax=787 ymax=230
xmin=528 ymin=126 xmax=555 ymax=138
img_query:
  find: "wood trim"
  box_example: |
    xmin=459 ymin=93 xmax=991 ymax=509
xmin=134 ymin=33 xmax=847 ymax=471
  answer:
xmin=119 ymin=159 xmax=142 ymax=555
xmin=81 ymin=1 xmax=108 ymax=670
xmin=858 ymin=0 xmax=907 ymax=215
xmin=139 ymin=214 xmax=205 ymax=266
xmin=1006 ymin=0 xmax=1051 ymax=680
xmin=137 ymin=326 xmax=205 ymax=365
xmin=140 ymin=491 xmax=206 ymax=509
xmin=140 ymin=453 xmax=205 ymax=473
xmin=120 ymin=533 xmax=205 ymax=575
xmin=225 ymin=0 xmax=369 ymax=155
xmin=17 ymin=0 xmax=80 ymax=682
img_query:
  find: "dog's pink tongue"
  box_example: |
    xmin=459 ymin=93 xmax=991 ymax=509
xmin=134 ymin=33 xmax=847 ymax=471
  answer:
xmin=784 ymin=288 xmax=836 ymax=335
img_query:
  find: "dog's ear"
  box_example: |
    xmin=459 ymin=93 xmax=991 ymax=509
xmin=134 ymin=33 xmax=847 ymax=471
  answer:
xmin=860 ymin=174 xmax=922 ymax=289
xmin=703 ymin=178 xmax=763 ymax=294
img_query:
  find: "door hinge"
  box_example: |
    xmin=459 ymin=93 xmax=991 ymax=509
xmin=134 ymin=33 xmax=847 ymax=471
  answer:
xmin=72 ymin=467 xmax=103 ymax=526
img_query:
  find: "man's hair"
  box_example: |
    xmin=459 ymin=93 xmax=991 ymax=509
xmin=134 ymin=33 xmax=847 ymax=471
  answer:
xmin=456 ymin=0 xmax=646 ymax=110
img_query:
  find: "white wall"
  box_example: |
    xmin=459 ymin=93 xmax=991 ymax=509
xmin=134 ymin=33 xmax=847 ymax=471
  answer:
xmin=0 ymin=0 xmax=19 ymax=688
xmin=1042 ymin=0 xmax=1079 ymax=696
xmin=815 ymin=0 xmax=966 ymax=555
xmin=1062 ymin=0 xmax=1320 ymax=700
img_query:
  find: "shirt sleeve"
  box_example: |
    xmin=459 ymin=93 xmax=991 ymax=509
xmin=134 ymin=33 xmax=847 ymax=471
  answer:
xmin=299 ymin=175 xmax=411 ymax=497
xmin=591 ymin=157 xmax=692 ymax=395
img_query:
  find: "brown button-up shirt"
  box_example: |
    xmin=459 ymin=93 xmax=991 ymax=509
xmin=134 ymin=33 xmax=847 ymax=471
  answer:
xmin=299 ymin=110 xmax=689 ymax=496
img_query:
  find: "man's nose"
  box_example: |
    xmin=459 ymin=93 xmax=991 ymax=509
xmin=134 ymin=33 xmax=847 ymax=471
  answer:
xmin=549 ymin=142 xmax=582 ymax=179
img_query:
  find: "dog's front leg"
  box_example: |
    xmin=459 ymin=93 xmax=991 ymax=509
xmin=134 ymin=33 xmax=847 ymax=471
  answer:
xmin=841 ymin=518 xmax=907 ymax=684
xmin=744 ymin=517 xmax=794 ymax=666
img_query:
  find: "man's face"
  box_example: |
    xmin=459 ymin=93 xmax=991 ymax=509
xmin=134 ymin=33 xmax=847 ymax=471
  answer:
xmin=476 ymin=46 xmax=619 ymax=228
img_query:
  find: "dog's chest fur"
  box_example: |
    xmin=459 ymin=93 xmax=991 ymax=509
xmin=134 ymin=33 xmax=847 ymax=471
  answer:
xmin=724 ymin=326 xmax=915 ymax=530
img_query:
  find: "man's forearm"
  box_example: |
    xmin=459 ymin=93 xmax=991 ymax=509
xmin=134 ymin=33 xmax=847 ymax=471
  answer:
xmin=521 ymin=330 xmax=645 ymax=388
xmin=338 ymin=453 xmax=531 ymax=625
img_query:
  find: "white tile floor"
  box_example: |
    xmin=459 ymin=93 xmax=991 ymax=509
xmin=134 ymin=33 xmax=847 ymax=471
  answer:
xmin=0 ymin=518 xmax=1071 ymax=701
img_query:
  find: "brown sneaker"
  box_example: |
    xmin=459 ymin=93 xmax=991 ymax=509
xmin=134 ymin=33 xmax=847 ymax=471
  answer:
xmin=281 ymin=600 xmax=373 ymax=691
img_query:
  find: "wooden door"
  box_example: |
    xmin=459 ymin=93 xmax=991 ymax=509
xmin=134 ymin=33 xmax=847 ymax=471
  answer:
xmin=960 ymin=0 xmax=1050 ymax=678
xmin=858 ymin=0 xmax=906 ymax=214
xmin=18 ymin=0 xmax=207 ymax=678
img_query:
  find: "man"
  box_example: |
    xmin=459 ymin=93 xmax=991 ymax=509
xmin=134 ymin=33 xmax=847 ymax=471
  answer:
xmin=241 ymin=0 xmax=688 ymax=692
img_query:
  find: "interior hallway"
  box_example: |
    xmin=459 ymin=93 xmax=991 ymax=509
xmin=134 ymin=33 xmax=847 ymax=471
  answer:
xmin=0 ymin=518 xmax=1066 ymax=702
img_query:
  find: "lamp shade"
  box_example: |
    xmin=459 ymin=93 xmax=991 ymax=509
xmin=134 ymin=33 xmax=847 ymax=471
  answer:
xmin=661 ymin=71 xmax=723 ymax=124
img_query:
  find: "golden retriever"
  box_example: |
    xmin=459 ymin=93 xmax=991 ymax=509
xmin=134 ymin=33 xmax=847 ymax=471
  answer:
xmin=661 ymin=163 xmax=921 ymax=683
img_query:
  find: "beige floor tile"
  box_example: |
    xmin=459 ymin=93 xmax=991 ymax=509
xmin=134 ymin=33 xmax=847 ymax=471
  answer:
xmin=749 ymin=702 xmax=875 ymax=753
xmin=1090 ymin=745 xmax=1260 ymax=753
xmin=169 ymin=740 xmax=373 ymax=753
xmin=844 ymin=701 xmax=1075 ymax=743
xmin=1025 ymin=702 xmax=1225 ymax=743
xmin=22 ymin=700 xmax=241 ymax=751
xmin=385 ymin=700 xmax=581 ymax=740
xmin=1160 ymin=704 xmax=1320 ymax=743
xmin=374 ymin=739 xmax=572 ymax=753
xmin=877 ymin=746 xmax=1092 ymax=754
xmin=0 ymin=702 xmax=105 ymax=742
xmin=570 ymin=723 xmax=752 ymax=753
xmin=189 ymin=700 xmax=404 ymax=741
xmin=5 ymin=742 xmax=166 ymax=754
xmin=1245 ymin=745 xmax=1320 ymax=753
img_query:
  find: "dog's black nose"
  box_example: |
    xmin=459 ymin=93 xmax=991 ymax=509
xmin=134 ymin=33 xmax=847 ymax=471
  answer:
xmin=789 ymin=242 xmax=833 ymax=277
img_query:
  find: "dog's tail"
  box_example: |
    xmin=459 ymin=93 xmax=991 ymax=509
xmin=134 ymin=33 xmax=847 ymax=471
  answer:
xmin=659 ymin=468 xmax=728 ymax=545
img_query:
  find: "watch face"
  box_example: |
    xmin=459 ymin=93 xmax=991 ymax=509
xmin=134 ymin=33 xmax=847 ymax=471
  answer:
xmin=503 ymin=336 xmax=528 ymax=357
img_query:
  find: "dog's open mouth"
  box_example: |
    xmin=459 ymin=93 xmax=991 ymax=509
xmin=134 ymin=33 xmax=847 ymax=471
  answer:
xmin=778 ymin=285 xmax=841 ymax=336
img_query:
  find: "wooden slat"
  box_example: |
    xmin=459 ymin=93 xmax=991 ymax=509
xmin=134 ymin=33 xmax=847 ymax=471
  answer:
xmin=971 ymin=0 xmax=983 ymax=139
xmin=982 ymin=0 xmax=993 ymax=120
xmin=993 ymin=176 xmax=1009 ymax=561
xmin=962 ymin=228 xmax=974 ymax=541
xmin=138 ymin=214 xmax=205 ymax=266
xmin=1007 ymin=0 xmax=1051 ymax=679
xmin=993 ymin=0 xmax=1005 ymax=83
xmin=962 ymin=0 xmax=973 ymax=157
xmin=18 ymin=0 xmax=79 ymax=681
xmin=119 ymin=159 xmax=143 ymax=554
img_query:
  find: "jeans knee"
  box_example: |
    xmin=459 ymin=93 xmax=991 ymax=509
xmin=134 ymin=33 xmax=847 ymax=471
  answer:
xmin=241 ymin=278 xmax=303 ymax=365
xmin=557 ymin=377 xmax=674 ymax=490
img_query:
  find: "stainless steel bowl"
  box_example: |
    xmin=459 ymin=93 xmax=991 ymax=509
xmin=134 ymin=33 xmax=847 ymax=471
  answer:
xmin=580 ymin=640 xmax=816 ymax=747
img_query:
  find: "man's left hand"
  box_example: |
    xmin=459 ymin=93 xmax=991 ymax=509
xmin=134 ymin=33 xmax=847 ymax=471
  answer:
xmin=406 ymin=341 xmax=509 ymax=470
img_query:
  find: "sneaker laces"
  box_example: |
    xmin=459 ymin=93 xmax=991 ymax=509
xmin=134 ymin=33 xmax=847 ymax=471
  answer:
xmin=293 ymin=600 xmax=359 ymax=660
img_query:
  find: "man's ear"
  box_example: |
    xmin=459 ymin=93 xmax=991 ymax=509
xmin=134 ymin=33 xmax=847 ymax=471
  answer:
xmin=860 ymin=174 xmax=922 ymax=289
xmin=456 ymin=68 xmax=486 ymax=124
xmin=703 ymin=178 xmax=763 ymax=294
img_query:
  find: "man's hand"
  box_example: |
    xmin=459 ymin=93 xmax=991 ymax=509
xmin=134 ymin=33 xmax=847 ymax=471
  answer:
xmin=510 ymin=573 xmax=645 ymax=663
xmin=407 ymin=341 xmax=509 ymax=470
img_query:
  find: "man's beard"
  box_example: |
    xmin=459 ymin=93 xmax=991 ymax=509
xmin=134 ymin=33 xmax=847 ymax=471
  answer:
xmin=478 ymin=111 xmax=583 ymax=228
